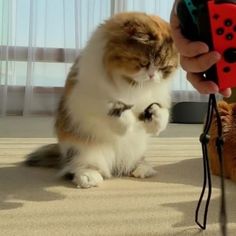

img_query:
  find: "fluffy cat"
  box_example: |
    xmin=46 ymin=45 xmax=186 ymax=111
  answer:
xmin=208 ymin=101 xmax=236 ymax=182
xmin=25 ymin=12 xmax=178 ymax=188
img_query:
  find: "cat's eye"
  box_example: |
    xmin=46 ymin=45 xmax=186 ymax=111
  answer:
xmin=159 ymin=66 xmax=167 ymax=70
xmin=160 ymin=66 xmax=174 ymax=75
xmin=140 ymin=61 xmax=150 ymax=68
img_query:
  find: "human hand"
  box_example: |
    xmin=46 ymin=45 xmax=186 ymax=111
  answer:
xmin=170 ymin=0 xmax=231 ymax=97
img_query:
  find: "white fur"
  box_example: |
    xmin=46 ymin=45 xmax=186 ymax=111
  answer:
xmin=60 ymin=26 xmax=174 ymax=188
xmin=73 ymin=169 xmax=103 ymax=188
xmin=132 ymin=162 xmax=158 ymax=178
xmin=143 ymin=104 xmax=169 ymax=135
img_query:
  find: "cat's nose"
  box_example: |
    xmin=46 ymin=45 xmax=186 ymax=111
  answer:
xmin=149 ymin=74 xmax=154 ymax=80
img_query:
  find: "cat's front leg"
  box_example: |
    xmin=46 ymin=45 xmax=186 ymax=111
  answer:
xmin=73 ymin=169 xmax=104 ymax=188
xmin=107 ymin=101 xmax=135 ymax=135
xmin=132 ymin=161 xmax=157 ymax=178
xmin=139 ymin=103 xmax=169 ymax=135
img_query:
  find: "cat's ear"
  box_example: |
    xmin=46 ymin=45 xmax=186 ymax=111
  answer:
xmin=123 ymin=20 xmax=155 ymax=43
xmin=123 ymin=20 xmax=138 ymax=36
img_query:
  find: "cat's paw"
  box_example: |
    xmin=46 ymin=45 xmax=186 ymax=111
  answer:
xmin=73 ymin=169 xmax=103 ymax=188
xmin=108 ymin=101 xmax=134 ymax=135
xmin=108 ymin=101 xmax=133 ymax=117
xmin=140 ymin=103 xmax=169 ymax=135
xmin=132 ymin=163 xmax=157 ymax=179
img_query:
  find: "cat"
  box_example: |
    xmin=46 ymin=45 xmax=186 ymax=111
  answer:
xmin=208 ymin=100 xmax=236 ymax=182
xmin=25 ymin=12 xmax=178 ymax=188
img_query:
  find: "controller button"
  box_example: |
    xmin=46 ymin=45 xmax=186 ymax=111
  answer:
xmin=223 ymin=67 xmax=231 ymax=73
xmin=225 ymin=19 xmax=233 ymax=27
xmin=213 ymin=14 xmax=219 ymax=20
xmin=224 ymin=48 xmax=236 ymax=63
xmin=216 ymin=28 xmax=224 ymax=35
xmin=226 ymin=33 xmax=233 ymax=40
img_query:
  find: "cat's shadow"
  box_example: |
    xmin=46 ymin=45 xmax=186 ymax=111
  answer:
xmin=135 ymin=158 xmax=236 ymax=229
xmin=2 ymin=158 xmax=236 ymax=232
xmin=0 ymin=163 xmax=69 ymax=210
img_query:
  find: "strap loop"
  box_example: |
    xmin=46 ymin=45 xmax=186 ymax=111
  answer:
xmin=199 ymin=133 xmax=210 ymax=144
xmin=195 ymin=94 xmax=227 ymax=236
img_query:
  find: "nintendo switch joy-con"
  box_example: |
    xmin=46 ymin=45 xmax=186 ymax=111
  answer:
xmin=177 ymin=0 xmax=236 ymax=90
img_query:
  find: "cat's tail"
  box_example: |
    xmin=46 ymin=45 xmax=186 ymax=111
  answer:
xmin=25 ymin=143 xmax=61 ymax=168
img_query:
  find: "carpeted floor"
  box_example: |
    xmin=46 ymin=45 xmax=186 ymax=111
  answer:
xmin=0 ymin=137 xmax=236 ymax=236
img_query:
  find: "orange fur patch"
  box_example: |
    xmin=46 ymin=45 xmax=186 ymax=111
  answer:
xmin=208 ymin=100 xmax=236 ymax=182
xmin=102 ymin=12 xmax=178 ymax=82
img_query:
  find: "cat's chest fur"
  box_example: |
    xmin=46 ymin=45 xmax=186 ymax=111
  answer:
xmin=76 ymin=72 xmax=169 ymax=111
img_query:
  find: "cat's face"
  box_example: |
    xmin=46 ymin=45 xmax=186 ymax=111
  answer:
xmin=103 ymin=12 xmax=178 ymax=84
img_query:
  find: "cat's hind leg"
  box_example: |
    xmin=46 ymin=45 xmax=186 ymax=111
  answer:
xmin=60 ymin=143 xmax=113 ymax=188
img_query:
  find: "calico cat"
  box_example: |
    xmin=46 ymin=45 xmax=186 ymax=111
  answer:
xmin=25 ymin=12 xmax=178 ymax=188
xmin=208 ymin=101 xmax=236 ymax=182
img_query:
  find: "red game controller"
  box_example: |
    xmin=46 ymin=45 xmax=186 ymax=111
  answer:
xmin=177 ymin=0 xmax=236 ymax=90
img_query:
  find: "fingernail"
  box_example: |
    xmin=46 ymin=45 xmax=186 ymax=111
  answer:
xmin=197 ymin=43 xmax=209 ymax=54
xmin=214 ymin=51 xmax=221 ymax=60
xmin=201 ymin=45 xmax=209 ymax=53
xmin=220 ymin=88 xmax=231 ymax=98
xmin=209 ymin=52 xmax=221 ymax=65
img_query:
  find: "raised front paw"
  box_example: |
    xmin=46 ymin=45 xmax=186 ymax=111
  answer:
xmin=107 ymin=101 xmax=134 ymax=135
xmin=140 ymin=103 xmax=169 ymax=135
xmin=108 ymin=101 xmax=133 ymax=117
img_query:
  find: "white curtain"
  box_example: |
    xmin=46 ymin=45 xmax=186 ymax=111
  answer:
xmin=0 ymin=0 xmax=207 ymax=116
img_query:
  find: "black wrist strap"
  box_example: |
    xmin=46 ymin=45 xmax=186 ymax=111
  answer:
xmin=195 ymin=94 xmax=227 ymax=236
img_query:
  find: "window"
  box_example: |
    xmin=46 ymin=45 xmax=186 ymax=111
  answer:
xmin=1 ymin=0 xmax=202 ymax=116
xmin=0 ymin=0 xmax=112 ymax=87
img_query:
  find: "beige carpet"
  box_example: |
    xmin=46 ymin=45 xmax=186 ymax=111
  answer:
xmin=0 ymin=137 xmax=236 ymax=236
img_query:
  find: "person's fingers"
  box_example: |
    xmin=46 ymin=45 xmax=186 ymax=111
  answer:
xmin=170 ymin=1 xmax=232 ymax=98
xmin=180 ymin=51 xmax=221 ymax=73
xmin=219 ymin=88 xmax=231 ymax=98
xmin=186 ymin=72 xmax=219 ymax=94
xmin=170 ymin=2 xmax=209 ymax=57
xmin=187 ymin=73 xmax=232 ymax=97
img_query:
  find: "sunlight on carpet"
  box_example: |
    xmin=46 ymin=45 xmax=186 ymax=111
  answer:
xmin=0 ymin=137 xmax=236 ymax=236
